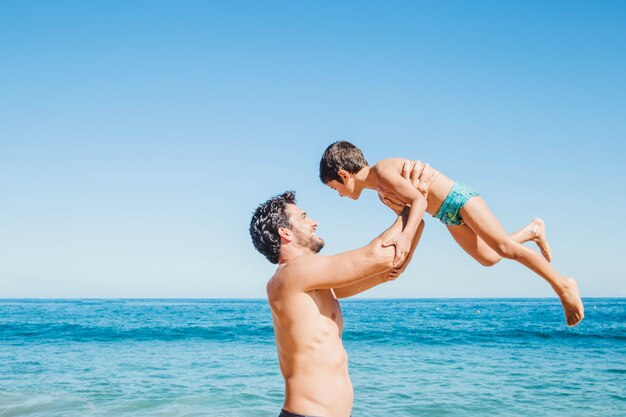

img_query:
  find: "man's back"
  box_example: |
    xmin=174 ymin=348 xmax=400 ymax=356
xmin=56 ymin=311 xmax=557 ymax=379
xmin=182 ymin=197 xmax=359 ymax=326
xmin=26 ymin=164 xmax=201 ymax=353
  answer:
xmin=267 ymin=261 xmax=353 ymax=417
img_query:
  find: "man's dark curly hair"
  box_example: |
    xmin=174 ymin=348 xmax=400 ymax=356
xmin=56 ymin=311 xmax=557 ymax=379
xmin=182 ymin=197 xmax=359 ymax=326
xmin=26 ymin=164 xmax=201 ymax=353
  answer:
xmin=319 ymin=141 xmax=369 ymax=184
xmin=249 ymin=191 xmax=296 ymax=264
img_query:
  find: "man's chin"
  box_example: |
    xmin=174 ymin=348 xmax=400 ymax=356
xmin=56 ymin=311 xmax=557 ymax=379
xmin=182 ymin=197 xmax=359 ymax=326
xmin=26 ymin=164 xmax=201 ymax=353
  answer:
xmin=298 ymin=236 xmax=325 ymax=254
xmin=309 ymin=236 xmax=324 ymax=253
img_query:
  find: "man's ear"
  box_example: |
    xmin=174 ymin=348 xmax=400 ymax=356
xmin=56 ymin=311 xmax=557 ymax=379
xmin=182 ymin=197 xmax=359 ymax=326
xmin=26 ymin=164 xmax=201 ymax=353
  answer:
xmin=278 ymin=226 xmax=293 ymax=243
xmin=338 ymin=169 xmax=351 ymax=184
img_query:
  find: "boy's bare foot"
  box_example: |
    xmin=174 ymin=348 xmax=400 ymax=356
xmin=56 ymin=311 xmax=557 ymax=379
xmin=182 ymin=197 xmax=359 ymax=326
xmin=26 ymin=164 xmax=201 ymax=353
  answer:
xmin=559 ymin=277 xmax=584 ymax=326
xmin=529 ymin=218 xmax=552 ymax=262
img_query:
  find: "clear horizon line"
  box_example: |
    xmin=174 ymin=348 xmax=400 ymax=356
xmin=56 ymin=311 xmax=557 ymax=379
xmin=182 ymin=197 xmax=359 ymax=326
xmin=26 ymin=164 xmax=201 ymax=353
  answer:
xmin=0 ymin=296 xmax=622 ymax=301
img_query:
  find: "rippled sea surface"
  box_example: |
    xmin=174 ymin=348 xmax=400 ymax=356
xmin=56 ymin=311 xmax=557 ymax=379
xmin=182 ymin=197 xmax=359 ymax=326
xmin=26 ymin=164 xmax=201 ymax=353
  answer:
xmin=1 ymin=299 xmax=625 ymax=417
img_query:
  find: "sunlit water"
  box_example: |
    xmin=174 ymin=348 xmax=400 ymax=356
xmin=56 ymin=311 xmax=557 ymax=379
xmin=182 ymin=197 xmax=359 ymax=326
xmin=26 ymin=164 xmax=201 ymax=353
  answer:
xmin=1 ymin=299 xmax=625 ymax=416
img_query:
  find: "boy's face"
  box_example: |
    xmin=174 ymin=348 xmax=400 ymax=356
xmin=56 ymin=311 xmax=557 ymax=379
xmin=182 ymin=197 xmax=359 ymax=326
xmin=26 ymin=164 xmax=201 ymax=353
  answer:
xmin=326 ymin=178 xmax=359 ymax=200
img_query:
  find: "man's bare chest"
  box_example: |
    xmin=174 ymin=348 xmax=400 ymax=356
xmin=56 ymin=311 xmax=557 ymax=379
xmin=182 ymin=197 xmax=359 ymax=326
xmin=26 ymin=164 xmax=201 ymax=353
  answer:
xmin=312 ymin=290 xmax=343 ymax=333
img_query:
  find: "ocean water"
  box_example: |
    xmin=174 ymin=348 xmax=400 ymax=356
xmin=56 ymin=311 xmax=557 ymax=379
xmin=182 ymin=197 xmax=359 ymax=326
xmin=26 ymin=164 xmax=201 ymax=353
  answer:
xmin=1 ymin=299 xmax=625 ymax=417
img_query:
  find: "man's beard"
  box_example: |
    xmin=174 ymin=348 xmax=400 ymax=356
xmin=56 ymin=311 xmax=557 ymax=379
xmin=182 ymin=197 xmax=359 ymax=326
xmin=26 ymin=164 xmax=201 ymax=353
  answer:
xmin=296 ymin=233 xmax=325 ymax=254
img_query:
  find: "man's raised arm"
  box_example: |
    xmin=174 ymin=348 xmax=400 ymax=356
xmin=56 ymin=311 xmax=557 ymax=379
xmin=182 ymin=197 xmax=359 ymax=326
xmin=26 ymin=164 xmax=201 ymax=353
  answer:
xmin=333 ymin=219 xmax=425 ymax=299
xmin=283 ymin=208 xmax=414 ymax=293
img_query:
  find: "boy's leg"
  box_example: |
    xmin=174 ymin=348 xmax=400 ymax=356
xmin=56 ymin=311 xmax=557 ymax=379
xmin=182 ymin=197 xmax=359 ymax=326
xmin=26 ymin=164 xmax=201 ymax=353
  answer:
xmin=460 ymin=196 xmax=584 ymax=326
xmin=448 ymin=219 xmax=552 ymax=266
xmin=447 ymin=224 xmax=501 ymax=266
xmin=515 ymin=218 xmax=552 ymax=262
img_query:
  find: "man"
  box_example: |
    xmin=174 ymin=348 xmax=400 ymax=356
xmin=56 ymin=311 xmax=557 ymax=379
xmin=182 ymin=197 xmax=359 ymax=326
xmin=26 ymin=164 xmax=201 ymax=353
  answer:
xmin=249 ymin=167 xmax=428 ymax=417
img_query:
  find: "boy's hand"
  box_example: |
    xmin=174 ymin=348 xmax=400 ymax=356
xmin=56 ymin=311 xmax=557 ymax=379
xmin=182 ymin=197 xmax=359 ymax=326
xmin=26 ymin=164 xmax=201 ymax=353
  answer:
xmin=382 ymin=234 xmax=411 ymax=267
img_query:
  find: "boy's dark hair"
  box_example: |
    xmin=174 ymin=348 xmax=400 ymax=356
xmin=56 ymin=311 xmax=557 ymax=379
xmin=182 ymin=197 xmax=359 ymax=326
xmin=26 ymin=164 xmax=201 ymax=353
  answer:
xmin=249 ymin=191 xmax=296 ymax=264
xmin=319 ymin=141 xmax=369 ymax=184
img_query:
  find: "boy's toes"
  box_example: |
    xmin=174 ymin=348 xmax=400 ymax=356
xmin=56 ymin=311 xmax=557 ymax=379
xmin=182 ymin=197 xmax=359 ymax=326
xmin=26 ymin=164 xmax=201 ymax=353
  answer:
xmin=567 ymin=312 xmax=584 ymax=327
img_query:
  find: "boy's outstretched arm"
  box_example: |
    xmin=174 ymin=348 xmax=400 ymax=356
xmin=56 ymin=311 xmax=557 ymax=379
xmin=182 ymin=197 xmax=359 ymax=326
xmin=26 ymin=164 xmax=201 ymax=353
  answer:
xmin=376 ymin=161 xmax=429 ymax=267
xmin=388 ymin=219 xmax=424 ymax=279
xmin=384 ymin=161 xmax=432 ymax=276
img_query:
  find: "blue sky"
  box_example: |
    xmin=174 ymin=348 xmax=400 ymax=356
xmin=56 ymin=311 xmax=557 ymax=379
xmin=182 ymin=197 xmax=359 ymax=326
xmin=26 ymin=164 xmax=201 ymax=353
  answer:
xmin=1 ymin=1 xmax=624 ymax=298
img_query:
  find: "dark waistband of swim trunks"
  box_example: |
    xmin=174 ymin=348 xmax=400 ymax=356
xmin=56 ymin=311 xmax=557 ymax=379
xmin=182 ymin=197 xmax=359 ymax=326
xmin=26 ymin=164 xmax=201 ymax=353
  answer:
xmin=279 ymin=408 xmax=350 ymax=417
xmin=279 ymin=409 xmax=315 ymax=417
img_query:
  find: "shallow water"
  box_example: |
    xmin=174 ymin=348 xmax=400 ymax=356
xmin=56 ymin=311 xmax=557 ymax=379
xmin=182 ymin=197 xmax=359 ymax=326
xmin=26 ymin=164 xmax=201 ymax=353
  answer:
xmin=1 ymin=298 xmax=625 ymax=416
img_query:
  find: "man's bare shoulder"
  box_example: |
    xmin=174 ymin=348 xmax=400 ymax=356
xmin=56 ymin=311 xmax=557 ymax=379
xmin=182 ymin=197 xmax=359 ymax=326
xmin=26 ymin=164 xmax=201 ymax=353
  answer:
xmin=266 ymin=255 xmax=326 ymax=298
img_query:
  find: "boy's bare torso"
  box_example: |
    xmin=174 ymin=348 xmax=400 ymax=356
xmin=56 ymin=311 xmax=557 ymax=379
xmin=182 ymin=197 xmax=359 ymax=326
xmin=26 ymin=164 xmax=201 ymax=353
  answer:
xmin=267 ymin=264 xmax=353 ymax=417
xmin=374 ymin=157 xmax=455 ymax=216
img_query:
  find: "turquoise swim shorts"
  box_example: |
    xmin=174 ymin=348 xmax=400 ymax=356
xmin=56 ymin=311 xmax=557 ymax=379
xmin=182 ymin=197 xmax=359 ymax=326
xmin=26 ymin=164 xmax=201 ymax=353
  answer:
xmin=434 ymin=182 xmax=479 ymax=226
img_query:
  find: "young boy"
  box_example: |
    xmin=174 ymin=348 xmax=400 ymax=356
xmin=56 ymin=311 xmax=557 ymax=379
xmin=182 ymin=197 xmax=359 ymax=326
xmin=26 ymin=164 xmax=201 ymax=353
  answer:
xmin=319 ymin=141 xmax=584 ymax=326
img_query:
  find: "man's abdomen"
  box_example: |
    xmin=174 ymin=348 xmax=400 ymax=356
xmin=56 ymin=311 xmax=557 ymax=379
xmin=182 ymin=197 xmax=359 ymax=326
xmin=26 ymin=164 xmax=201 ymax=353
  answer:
xmin=283 ymin=353 xmax=353 ymax=417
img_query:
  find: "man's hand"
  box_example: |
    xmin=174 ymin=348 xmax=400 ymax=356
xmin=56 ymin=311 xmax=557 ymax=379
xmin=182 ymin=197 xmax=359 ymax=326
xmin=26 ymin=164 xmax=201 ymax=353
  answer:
xmin=389 ymin=252 xmax=411 ymax=277
xmin=401 ymin=160 xmax=437 ymax=198
xmin=382 ymin=234 xmax=412 ymax=267
xmin=378 ymin=160 xmax=437 ymax=215
xmin=401 ymin=160 xmax=437 ymax=200
xmin=386 ymin=268 xmax=401 ymax=281
xmin=378 ymin=161 xmax=435 ymax=270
